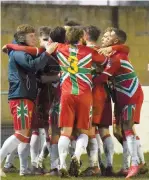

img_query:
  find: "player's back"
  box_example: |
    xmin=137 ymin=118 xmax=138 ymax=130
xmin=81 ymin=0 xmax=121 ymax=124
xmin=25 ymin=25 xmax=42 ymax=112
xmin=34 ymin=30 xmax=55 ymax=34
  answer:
xmin=56 ymin=44 xmax=94 ymax=95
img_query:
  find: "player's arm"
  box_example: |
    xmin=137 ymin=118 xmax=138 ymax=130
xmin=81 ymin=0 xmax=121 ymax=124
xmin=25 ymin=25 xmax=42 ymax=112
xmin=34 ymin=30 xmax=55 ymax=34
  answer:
xmin=98 ymin=44 xmax=129 ymax=56
xmin=93 ymin=58 xmax=120 ymax=84
xmin=5 ymin=44 xmax=45 ymax=56
xmin=13 ymin=51 xmax=51 ymax=72
xmin=112 ymin=44 xmax=129 ymax=53
xmin=92 ymin=49 xmax=108 ymax=65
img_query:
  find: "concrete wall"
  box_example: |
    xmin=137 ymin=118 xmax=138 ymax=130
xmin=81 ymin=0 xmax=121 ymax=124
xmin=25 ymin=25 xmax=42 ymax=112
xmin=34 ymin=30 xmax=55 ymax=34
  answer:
xmin=1 ymin=4 xmax=149 ymax=122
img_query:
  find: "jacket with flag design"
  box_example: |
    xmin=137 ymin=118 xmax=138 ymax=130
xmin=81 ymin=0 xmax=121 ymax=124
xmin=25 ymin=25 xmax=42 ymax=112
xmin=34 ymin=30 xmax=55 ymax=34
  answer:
xmin=54 ymin=43 xmax=107 ymax=95
xmin=94 ymin=52 xmax=144 ymax=108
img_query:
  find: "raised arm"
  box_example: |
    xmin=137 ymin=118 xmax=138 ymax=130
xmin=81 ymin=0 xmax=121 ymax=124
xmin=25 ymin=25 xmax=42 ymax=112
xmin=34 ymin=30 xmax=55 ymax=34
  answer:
xmin=98 ymin=44 xmax=129 ymax=56
xmin=6 ymin=44 xmax=45 ymax=56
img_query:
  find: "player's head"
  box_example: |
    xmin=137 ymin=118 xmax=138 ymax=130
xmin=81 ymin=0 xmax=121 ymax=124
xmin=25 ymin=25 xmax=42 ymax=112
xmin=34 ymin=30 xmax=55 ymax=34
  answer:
xmin=64 ymin=18 xmax=80 ymax=28
xmin=66 ymin=26 xmax=84 ymax=45
xmin=38 ymin=26 xmax=51 ymax=47
xmin=83 ymin=25 xmax=101 ymax=42
xmin=113 ymin=29 xmax=127 ymax=44
xmin=64 ymin=18 xmax=81 ymax=33
xmin=49 ymin=26 xmax=66 ymax=43
xmin=14 ymin=24 xmax=36 ymax=46
xmin=64 ymin=20 xmax=81 ymax=27
xmin=101 ymin=27 xmax=127 ymax=47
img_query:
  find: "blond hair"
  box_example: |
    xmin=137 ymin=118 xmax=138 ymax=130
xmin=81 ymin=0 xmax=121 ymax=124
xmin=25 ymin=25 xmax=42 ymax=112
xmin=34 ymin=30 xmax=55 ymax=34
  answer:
xmin=66 ymin=27 xmax=84 ymax=44
xmin=16 ymin=24 xmax=35 ymax=33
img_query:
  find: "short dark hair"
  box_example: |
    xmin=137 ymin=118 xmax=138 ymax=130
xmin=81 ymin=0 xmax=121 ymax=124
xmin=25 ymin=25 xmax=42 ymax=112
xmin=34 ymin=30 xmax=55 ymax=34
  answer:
xmin=84 ymin=25 xmax=101 ymax=42
xmin=64 ymin=20 xmax=80 ymax=27
xmin=66 ymin=27 xmax=84 ymax=44
xmin=113 ymin=29 xmax=127 ymax=44
xmin=38 ymin=26 xmax=51 ymax=37
xmin=50 ymin=26 xmax=66 ymax=43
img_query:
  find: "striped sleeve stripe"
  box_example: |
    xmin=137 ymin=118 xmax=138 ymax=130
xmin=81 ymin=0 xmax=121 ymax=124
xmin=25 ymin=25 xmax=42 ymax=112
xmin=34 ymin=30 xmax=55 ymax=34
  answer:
xmin=101 ymin=57 xmax=108 ymax=65
xmin=103 ymin=71 xmax=112 ymax=76
xmin=57 ymin=52 xmax=69 ymax=66
xmin=36 ymin=47 xmax=39 ymax=56
xmin=78 ymin=53 xmax=92 ymax=66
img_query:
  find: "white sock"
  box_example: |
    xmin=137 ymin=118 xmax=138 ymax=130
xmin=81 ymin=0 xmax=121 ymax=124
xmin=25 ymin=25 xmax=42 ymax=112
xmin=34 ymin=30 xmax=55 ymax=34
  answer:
xmin=50 ymin=144 xmax=59 ymax=170
xmin=58 ymin=136 xmax=70 ymax=169
xmin=4 ymin=148 xmax=17 ymax=168
xmin=88 ymin=138 xmax=99 ymax=167
xmin=0 ymin=135 xmax=21 ymax=164
xmin=136 ymin=136 xmax=145 ymax=164
xmin=69 ymin=140 xmax=76 ymax=157
xmin=38 ymin=141 xmax=47 ymax=161
xmin=103 ymin=135 xmax=114 ymax=167
xmin=96 ymin=133 xmax=102 ymax=149
xmin=126 ymin=135 xmax=139 ymax=166
xmin=30 ymin=134 xmax=40 ymax=167
xmin=18 ymin=143 xmax=30 ymax=174
xmin=74 ymin=134 xmax=88 ymax=162
xmin=46 ymin=141 xmax=51 ymax=153
xmin=123 ymin=141 xmax=130 ymax=169
xmin=96 ymin=133 xmax=103 ymax=165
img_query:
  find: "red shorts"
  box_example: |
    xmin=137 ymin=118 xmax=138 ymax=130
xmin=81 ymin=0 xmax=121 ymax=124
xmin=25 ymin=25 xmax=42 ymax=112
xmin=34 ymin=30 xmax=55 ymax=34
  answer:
xmin=92 ymin=85 xmax=112 ymax=127
xmin=59 ymin=90 xmax=92 ymax=130
xmin=9 ymin=99 xmax=34 ymax=130
xmin=31 ymin=85 xmax=52 ymax=129
xmin=113 ymin=103 xmax=142 ymax=125
xmin=122 ymin=103 xmax=142 ymax=124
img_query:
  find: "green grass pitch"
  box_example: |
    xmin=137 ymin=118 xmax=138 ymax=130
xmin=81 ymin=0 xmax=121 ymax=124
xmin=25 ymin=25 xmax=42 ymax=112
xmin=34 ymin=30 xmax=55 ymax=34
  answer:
xmin=2 ymin=153 xmax=149 ymax=180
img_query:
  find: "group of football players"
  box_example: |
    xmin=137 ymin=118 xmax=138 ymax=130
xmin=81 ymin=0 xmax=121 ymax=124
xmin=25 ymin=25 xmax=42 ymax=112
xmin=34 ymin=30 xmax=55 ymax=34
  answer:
xmin=0 ymin=20 xmax=148 ymax=179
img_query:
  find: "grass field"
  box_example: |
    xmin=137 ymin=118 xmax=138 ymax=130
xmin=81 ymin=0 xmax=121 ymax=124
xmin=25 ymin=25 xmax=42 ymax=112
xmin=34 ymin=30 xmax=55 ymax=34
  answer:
xmin=2 ymin=153 xmax=149 ymax=180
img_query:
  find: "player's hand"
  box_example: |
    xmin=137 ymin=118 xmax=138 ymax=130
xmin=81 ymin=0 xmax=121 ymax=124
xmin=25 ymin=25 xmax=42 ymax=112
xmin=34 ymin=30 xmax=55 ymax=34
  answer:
xmin=98 ymin=47 xmax=116 ymax=57
xmin=2 ymin=45 xmax=8 ymax=54
xmin=46 ymin=42 xmax=58 ymax=54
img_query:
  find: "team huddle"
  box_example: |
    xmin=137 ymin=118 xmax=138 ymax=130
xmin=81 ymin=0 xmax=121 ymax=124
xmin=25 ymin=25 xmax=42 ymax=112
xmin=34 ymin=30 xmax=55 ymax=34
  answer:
xmin=0 ymin=20 xmax=148 ymax=179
